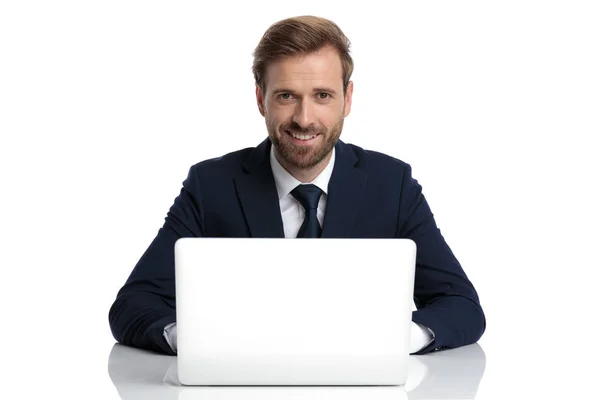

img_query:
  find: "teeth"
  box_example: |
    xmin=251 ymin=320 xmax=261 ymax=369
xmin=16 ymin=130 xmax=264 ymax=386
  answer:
xmin=290 ymin=132 xmax=317 ymax=140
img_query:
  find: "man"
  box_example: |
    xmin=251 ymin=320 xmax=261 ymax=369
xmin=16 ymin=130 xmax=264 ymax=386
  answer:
xmin=109 ymin=15 xmax=485 ymax=356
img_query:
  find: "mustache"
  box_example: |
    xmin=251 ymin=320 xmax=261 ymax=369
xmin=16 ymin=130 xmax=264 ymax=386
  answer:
xmin=281 ymin=122 xmax=325 ymax=136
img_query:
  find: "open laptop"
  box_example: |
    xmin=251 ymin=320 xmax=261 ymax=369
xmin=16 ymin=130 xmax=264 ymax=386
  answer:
xmin=174 ymin=238 xmax=416 ymax=386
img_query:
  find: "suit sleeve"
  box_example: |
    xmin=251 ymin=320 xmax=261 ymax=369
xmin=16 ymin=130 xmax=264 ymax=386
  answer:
xmin=108 ymin=166 xmax=205 ymax=354
xmin=396 ymin=164 xmax=486 ymax=354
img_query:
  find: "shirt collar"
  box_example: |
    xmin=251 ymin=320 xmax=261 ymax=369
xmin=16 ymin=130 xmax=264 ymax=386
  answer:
xmin=270 ymin=143 xmax=335 ymax=200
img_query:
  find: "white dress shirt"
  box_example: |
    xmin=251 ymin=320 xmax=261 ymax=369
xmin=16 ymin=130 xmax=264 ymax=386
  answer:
xmin=270 ymin=142 xmax=332 ymax=238
xmin=164 ymin=146 xmax=434 ymax=353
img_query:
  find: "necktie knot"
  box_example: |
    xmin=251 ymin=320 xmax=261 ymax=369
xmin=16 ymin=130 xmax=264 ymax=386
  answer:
xmin=291 ymin=184 xmax=323 ymax=238
xmin=291 ymin=184 xmax=322 ymax=211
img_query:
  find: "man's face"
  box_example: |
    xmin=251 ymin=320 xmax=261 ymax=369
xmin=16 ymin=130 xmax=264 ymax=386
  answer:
xmin=256 ymin=46 xmax=353 ymax=171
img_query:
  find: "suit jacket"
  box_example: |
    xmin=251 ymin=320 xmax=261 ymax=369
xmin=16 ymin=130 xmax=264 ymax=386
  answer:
xmin=109 ymin=138 xmax=486 ymax=355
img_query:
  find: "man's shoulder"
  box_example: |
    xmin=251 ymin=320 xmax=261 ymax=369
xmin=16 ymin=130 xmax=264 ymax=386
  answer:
xmin=188 ymin=146 xmax=256 ymax=175
xmin=344 ymin=142 xmax=411 ymax=172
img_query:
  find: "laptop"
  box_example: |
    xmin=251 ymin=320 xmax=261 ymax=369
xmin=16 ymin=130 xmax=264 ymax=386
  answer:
xmin=174 ymin=238 xmax=416 ymax=386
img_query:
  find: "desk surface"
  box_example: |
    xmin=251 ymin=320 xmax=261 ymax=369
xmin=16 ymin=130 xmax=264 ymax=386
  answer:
xmin=107 ymin=343 xmax=486 ymax=400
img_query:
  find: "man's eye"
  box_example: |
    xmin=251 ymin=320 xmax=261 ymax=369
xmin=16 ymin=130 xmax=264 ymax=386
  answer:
xmin=318 ymin=93 xmax=329 ymax=99
xmin=278 ymin=93 xmax=292 ymax=100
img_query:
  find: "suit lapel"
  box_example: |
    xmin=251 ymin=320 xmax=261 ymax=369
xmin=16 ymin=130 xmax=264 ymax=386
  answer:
xmin=234 ymin=138 xmax=285 ymax=238
xmin=321 ymin=141 xmax=368 ymax=238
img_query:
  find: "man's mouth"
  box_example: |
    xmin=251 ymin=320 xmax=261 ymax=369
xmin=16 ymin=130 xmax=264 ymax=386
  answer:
xmin=285 ymin=130 xmax=319 ymax=141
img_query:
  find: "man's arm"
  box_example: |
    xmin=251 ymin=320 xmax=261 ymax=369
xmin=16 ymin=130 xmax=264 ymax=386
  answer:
xmin=109 ymin=166 xmax=204 ymax=355
xmin=396 ymin=164 xmax=486 ymax=354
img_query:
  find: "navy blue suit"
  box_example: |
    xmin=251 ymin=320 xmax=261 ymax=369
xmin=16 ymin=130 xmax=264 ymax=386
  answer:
xmin=109 ymin=138 xmax=485 ymax=355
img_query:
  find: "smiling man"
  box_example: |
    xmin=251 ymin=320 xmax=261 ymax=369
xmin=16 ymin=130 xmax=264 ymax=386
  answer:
xmin=109 ymin=15 xmax=485 ymax=356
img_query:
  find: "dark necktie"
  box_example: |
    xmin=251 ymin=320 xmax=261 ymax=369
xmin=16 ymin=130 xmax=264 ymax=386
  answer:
xmin=291 ymin=184 xmax=323 ymax=238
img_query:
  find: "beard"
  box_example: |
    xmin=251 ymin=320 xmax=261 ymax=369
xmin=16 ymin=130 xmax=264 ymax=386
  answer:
xmin=266 ymin=114 xmax=344 ymax=170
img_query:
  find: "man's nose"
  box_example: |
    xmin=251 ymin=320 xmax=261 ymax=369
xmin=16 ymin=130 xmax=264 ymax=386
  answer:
xmin=292 ymin=100 xmax=316 ymax=130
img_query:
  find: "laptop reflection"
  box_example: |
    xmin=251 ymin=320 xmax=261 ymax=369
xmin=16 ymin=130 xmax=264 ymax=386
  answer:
xmin=108 ymin=343 xmax=485 ymax=400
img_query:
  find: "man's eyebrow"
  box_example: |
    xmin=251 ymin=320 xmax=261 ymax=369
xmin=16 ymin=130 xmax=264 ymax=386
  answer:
xmin=271 ymin=88 xmax=339 ymax=95
xmin=313 ymin=87 xmax=338 ymax=95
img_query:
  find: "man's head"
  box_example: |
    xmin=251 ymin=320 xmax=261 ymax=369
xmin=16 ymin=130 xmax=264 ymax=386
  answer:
xmin=252 ymin=16 xmax=354 ymax=180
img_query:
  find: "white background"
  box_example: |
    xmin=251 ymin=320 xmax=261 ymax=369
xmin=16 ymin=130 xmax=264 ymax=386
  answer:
xmin=1 ymin=1 xmax=599 ymax=398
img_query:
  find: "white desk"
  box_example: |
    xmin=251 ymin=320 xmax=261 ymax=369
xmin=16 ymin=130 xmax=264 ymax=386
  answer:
xmin=107 ymin=343 xmax=486 ymax=400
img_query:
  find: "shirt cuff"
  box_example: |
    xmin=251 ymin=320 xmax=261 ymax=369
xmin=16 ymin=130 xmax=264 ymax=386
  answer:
xmin=163 ymin=322 xmax=178 ymax=353
xmin=410 ymin=321 xmax=434 ymax=354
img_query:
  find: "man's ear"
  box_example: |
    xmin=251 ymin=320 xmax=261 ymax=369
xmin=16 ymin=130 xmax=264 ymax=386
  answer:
xmin=343 ymin=81 xmax=354 ymax=118
xmin=256 ymin=84 xmax=265 ymax=117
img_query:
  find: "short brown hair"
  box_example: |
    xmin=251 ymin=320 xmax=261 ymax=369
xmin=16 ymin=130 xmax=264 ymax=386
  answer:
xmin=252 ymin=15 xmax=354 ymax=94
